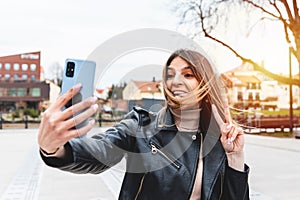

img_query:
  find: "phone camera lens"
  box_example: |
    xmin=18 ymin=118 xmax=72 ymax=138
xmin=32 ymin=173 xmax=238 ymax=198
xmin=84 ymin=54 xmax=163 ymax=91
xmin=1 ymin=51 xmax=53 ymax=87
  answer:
xmin=66 ymin=62 xmax=75 ymax=77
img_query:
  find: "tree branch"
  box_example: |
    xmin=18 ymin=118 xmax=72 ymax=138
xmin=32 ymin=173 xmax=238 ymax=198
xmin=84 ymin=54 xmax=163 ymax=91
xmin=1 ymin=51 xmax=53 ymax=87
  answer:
xmin=179 ymin=0 xmax=300 ymax=85
xmin=242 ymin=58 xmax=300 ymax=86
xmin=201 ymin=26 xmax=300 ymax=86
xmin=278 ymin=0 xmax=294 ymax=21
xmin=272 ymin=1 xmax=287 ymax=21
xmin=244 ymin=0 xmax=280 ymax=19
xmin=292 ymin=0 xmax=299 ymax=21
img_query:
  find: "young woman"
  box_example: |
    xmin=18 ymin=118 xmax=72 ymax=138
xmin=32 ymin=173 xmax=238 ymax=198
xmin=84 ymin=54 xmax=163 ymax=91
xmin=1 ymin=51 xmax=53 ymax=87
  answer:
xmin=38 ymin=49 xmax=249 ymax=199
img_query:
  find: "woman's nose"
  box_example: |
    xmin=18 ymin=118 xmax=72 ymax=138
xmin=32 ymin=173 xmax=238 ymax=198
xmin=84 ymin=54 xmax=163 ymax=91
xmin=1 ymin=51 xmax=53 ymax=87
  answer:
xmin=172 ymin=73 xmax=183 ymax=85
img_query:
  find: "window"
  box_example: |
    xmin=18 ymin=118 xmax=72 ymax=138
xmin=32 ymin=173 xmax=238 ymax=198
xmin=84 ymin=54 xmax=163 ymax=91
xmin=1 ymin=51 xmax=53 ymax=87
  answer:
xmin=0 ymin=63 xmax=2 ymax=70
xmin=13 ymin=63 xmax=20 ymax=71
xmin=248 ymin=93 xmax=253 ymax=101
xmin=237 ymin=92 xmax=243 ymax=101
xmin=22 ymin=74 xmax=28 ymax=80
xmin=31 ymin=74 xmax=36 ymax=81
xmin=17 ymin=88 xmax=26 ymax=96
xmin=21 ymin=64 xmax=28 ymax=71
xmin=30 ymin=64 xmax=37 ymax=71
xmin=255 ymin=93 xmax=260 ymax=100
xmin=4 ymin=63 xmax=11 ymax=70
xmin=8 ymin=88 xmax=17 ymax=96
xmin=4 ymin=74 xmax=10 ymax=81
xmin=31 ymin=88 xmax=41 ymax=97
xmin=13 ymin=74 xmax=19 ymax=80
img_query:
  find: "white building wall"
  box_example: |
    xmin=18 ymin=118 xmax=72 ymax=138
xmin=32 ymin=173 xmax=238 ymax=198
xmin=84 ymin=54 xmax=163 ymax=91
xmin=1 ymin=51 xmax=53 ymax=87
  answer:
xmin=122 ymin=81 xmax=141 ymax=100
xmin=140 ymin=92 xmax=165 ymax=100
xmin=48 ymin=80 xmax=60 ymax=104
xmin=123 ymin=81 xmax=165 ymax=101
xmin=228 ymin=87 xmax=237 ymax=104
xmin=278 ymin=85 xmax=300 ymax=109
xmin=42 ymin=80 xmax=60 ymax=109
xmin=260 ymin=81 xmax=278 ymax=100
xmin=294 ymin=86 xmax=300 ymax=107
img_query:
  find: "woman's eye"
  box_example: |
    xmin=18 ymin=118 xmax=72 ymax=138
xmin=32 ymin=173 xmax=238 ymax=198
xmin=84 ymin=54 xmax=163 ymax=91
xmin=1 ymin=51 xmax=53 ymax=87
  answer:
xmin=167 ymin=74 xmax=174 ymax=79
xmin=184 ymin=73 xmax=194 ymax=78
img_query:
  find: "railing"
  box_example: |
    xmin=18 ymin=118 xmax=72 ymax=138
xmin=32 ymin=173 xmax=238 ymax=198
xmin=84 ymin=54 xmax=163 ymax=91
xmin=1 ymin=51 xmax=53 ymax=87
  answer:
xmin=240 ymin=115 xmax=300 ymax=133
xmin=0 ymin=114 xmax=39 ymax=129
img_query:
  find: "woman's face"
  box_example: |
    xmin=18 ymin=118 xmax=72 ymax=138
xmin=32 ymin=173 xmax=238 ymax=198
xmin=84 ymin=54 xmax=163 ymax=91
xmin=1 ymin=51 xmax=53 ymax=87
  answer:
xmin=166 ymin=56 xmax=199 ymax=98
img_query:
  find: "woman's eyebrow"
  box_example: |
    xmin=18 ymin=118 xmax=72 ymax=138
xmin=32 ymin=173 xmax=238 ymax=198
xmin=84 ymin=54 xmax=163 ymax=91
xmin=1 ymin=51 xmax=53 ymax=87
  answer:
xmin=167 ymin=67 xmax=175 ymax=71
xmin=182 ymin=66 xmax=193 ymax=71
xmin=168 ymin=65 xmax=192 ymax=70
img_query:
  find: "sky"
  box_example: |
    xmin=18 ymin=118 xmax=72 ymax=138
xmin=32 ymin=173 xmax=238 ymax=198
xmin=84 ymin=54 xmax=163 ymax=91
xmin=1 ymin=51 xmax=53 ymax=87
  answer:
xmin=0 ymin=0 xmax=181 ymax=88
xmin=0 ymin=0 xmax=297 ymax=89
xmin=0 ymin=0 xmax=177 ymax=63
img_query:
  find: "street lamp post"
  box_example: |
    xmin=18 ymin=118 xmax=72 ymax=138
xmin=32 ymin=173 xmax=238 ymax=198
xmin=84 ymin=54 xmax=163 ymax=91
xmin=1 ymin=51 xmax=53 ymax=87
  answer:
xmin=0 ymin=111 xmax=2 ymax=130
xmin=0 ymin=101 xmax=2 ymax=129
xmin=289 ymin=46 xmax=293 ymax=133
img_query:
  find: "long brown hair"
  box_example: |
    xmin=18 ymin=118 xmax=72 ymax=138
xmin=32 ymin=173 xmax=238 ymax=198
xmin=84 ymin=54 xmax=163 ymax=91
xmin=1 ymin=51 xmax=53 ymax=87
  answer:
xmin=162 ymin=49 xmax=226 ymax=120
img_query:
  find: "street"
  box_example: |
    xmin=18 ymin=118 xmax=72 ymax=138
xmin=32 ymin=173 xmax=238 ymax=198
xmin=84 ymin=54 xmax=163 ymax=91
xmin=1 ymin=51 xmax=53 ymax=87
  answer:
xmin=0 ymin=127 xmax=299 ymax=200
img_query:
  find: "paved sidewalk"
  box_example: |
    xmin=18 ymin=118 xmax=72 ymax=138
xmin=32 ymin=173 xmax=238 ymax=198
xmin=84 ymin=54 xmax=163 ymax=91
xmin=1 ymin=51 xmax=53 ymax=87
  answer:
xmin=0 ymin=127 xmax=299 ymax=199
xmin=245 ymin=134 xmax=300 ymax=200
xmin=0 ymin=128 xmax=116 ymax=200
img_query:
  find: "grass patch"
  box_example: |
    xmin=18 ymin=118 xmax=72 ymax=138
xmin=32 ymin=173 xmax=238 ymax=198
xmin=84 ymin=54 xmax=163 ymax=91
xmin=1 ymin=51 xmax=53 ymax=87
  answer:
xmin=260 ymin=110 xmax=300 ymax=116
xmin=254 ymin=131 xmax=294 ymax=138
xmin=232 ymin=109 xmax=300 ymax=116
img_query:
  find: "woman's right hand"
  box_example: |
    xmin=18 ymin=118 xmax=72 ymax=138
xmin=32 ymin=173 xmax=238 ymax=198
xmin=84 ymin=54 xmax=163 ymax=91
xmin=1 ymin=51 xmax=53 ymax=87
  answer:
xmin=38 ymin=83 xmax=98 ymax=154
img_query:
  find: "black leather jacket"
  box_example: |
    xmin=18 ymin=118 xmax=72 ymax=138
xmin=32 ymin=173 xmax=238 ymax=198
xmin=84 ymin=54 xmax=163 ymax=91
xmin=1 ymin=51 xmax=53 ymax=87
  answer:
xmin=41 ymin=102 xmax=250 ymax=200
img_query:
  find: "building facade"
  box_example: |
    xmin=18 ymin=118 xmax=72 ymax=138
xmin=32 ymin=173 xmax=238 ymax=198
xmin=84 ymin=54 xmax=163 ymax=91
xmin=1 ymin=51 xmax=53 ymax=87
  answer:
xmin=0 ymin=51 xmax=49 ymax=112
xmin=222 ymin=62 xmax=300 ymax=110
xmin=123 ymin=80 xmax=165 ymax=111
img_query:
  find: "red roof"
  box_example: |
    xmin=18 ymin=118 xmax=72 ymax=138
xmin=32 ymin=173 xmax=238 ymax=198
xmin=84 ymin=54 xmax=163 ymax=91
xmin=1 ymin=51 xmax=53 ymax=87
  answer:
xmin=224 ymin=62 xmax=254 ymax=73
xmin=133 ymin=80 xmax=161 ymax=93
xmin=96 ymin=88 xmax=104 ymax=94
xmin=222 ymin=74 xmax=261 ymax=87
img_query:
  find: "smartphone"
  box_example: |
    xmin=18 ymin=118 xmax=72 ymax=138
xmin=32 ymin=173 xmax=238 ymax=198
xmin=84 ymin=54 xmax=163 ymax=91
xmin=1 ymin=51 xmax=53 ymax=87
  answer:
xmin=61 ymin=58 xmax=96 ymax=129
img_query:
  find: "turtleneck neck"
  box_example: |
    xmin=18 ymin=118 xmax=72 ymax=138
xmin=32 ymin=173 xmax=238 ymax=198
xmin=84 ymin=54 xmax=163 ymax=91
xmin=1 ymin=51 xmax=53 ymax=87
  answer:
xmin=170 ymin=107 xmax=201 ymax=132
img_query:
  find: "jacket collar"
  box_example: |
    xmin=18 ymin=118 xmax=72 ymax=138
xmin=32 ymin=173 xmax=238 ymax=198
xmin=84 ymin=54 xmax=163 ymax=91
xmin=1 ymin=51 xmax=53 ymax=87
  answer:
xmin=155 ymin=107 xmax=177 ymax=131
xmin=155 ymin=102 xmax=226 ymax=199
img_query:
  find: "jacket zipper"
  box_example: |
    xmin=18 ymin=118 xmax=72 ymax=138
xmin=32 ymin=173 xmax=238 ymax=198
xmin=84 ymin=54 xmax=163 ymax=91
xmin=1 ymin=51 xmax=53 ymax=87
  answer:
xmin=134 ymin=174 xmax=146 ymax=200
xmin=150 ymin=142 xmax=181 ymax=169
xmin=187 ymin=132 xmax=202 ymax=199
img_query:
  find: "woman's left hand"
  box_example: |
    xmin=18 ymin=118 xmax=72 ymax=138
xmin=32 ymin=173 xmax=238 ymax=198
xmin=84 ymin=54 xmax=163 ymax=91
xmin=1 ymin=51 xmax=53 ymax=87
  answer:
xmin=211 ymin=99 xmax=244 ymax=153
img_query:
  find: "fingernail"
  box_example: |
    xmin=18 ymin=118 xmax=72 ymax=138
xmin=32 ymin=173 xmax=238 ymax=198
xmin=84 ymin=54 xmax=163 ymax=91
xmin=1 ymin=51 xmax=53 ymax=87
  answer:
xmin=73 ymin=83 xmax=82 ymax=90
xmin=90 ymin=119 xmax=95 ymax=126
xmin=90 ymin=96 xmax=97 ymax=103
xmin=230 ymin=137 xmax=234 ymax=142
xmin=92 ymin=104 xmax=98 ymax=111
xmin=226 ymin=124 xmax=232 ymax=130
xmin=227 ymin=139 xmax=231 ymax=144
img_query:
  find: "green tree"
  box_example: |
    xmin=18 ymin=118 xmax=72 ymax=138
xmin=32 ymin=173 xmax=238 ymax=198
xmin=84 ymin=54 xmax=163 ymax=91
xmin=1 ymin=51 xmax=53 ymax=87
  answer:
xmin=107 ymin=82 xmax=127 ymax=100
xmin=24 ymin=108 xmax=40 ymax=118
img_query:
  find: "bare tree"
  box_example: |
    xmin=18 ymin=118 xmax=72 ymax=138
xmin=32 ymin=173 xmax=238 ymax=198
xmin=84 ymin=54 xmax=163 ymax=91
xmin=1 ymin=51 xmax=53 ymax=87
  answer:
xmin=45 ymin=62 xmax=63 ymax=86
xmin=176 ymin=0 xmax=300 ymax=86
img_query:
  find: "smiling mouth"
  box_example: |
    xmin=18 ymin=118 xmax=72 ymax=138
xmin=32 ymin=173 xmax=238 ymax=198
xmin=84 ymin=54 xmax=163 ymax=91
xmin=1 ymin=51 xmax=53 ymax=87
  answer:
xmin=173 ymin=91 xmax=188 ymax=97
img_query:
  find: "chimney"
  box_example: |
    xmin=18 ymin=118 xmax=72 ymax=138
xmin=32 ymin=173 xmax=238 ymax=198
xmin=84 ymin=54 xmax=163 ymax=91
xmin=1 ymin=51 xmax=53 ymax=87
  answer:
xmin=261 ymin=60 xmax=265 ymax=68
